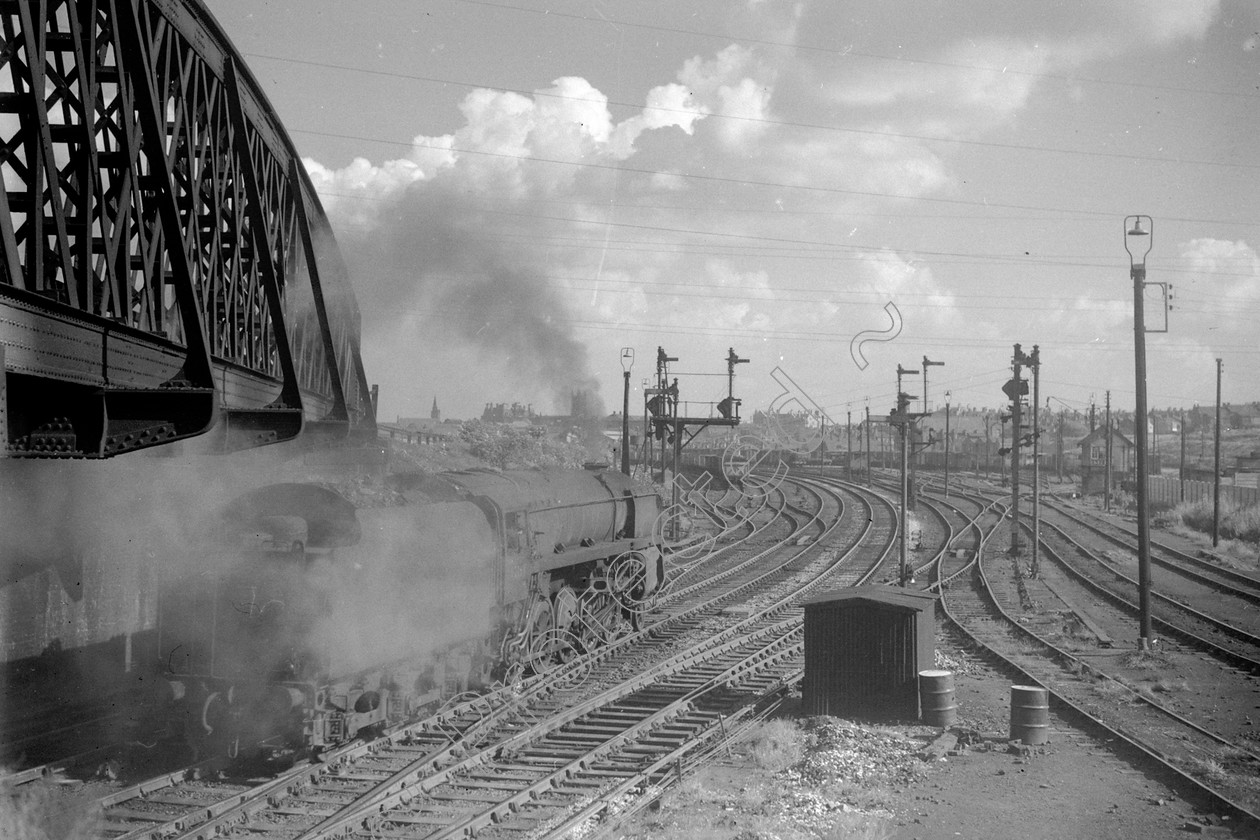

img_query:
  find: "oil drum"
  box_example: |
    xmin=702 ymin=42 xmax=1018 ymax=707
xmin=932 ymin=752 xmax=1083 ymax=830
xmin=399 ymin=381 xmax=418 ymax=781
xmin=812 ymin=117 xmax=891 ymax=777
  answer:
xmin=918 ymin=670 xmax=957 ymax=728
xmin=1009 ymin=684 xmax=1050 ymax=744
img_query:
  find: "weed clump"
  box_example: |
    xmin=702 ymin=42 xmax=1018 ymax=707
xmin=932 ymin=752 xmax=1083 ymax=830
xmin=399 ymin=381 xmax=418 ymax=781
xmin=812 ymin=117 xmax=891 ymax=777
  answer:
xmin=1174 ymin=499 xmax=1260 ymax=545
xmin=1120 ymin=647 xmax=1172 ymax=670
xmin=747 ymin=719 xmax=804 ymax=773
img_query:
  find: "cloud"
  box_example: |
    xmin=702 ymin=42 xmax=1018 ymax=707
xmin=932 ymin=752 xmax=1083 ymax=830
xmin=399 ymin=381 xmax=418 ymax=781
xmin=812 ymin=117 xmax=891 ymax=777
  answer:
xmin=1176 ymin=237 xmax=1260 ymax=331
xmin=304 ymin=69 xmax=731 ymax=415
xmin=678 ymin=45 xmax=776 ymax=147
xmin=611 ymin=83 xmax=708 ymax=157
xmin=803 ymin=0 xmax=1221 ymax=136
xmin=1132 ymin=1 xmax=1220 ymax=45
xmin=859 ymin=250 xmax=957 ymax=322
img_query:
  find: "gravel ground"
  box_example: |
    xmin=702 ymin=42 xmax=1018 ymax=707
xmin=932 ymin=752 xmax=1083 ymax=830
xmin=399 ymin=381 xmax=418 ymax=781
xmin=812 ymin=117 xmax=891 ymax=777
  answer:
xmin=611 ymin=649 xmax=1253 ymax=840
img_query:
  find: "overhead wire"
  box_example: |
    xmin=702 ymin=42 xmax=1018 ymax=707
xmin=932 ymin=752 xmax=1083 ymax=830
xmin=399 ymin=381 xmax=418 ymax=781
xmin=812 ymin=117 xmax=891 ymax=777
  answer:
xmin=247 ymin=52 xmax=1259 ymax=172
xmin=436 ymin=0 xmax=1260 ymax=102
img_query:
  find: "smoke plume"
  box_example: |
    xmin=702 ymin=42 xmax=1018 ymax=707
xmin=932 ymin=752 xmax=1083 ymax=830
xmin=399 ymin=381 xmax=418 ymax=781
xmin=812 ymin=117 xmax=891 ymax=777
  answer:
xmin=335 ymin=179 xmax=604 ymax=415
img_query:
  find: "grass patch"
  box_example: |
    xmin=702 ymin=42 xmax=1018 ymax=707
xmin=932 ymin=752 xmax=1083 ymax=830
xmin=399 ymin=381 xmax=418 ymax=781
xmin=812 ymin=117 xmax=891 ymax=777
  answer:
xmin=1187 ymin=748 xmax=1260 ymax=798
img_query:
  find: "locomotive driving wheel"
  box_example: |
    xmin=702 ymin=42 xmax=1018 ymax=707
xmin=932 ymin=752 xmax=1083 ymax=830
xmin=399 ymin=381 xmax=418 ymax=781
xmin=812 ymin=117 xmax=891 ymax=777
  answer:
xmin=552 ymin=586 xmax=581 ymax=662
xmin=518 ymin=596 xmax=560 ymax=674
xmin=610 ymin=552 xmax=650 ymax=628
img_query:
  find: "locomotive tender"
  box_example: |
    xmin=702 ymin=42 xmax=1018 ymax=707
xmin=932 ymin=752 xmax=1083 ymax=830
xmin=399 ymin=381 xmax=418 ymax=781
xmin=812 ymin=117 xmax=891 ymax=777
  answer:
xmin=156 ymin=467 xmax=664 ymax=757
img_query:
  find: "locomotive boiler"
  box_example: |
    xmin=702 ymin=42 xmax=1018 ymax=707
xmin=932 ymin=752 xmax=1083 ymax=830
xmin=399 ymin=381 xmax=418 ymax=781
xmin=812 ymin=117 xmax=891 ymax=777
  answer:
xmin=154 ymin=468 xmax=663 ymax=758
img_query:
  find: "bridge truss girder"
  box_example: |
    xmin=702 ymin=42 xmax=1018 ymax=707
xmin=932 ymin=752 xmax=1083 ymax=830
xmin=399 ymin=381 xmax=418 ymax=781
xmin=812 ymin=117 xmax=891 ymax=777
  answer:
xmin=0 ymin=0 xmax=374 ymax=457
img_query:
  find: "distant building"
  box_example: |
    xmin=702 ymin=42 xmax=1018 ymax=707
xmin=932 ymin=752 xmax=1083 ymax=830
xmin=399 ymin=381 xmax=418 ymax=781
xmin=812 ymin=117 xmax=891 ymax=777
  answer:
xmin=388 ymin=414 xmax=455 ymax=445
xmin=1234 ymin=404 xmax=1260 ymax=428
xmin=1078 ymin=427 xmax=1134 ymax=495
xmin=430 ymin=396 xmax=441 ymax=421
xmin=482 ymin=402 xmax=535 ymax=422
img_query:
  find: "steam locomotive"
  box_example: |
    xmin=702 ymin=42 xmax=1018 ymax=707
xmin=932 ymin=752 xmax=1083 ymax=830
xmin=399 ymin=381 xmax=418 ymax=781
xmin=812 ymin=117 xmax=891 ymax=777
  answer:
xmin=154 ymin=468 xmax=664 ymax=759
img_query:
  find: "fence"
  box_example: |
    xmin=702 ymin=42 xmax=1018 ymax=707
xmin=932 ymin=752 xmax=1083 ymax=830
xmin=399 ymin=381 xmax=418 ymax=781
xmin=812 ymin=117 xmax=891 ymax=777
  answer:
xmin=1147 ymin=476 xmax=1260 ymax=508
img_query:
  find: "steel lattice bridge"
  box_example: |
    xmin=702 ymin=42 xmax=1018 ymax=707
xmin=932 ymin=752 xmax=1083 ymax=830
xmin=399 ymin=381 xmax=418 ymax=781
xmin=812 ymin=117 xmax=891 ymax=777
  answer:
xmin=0 ymin=0 xmax=375 ymax=458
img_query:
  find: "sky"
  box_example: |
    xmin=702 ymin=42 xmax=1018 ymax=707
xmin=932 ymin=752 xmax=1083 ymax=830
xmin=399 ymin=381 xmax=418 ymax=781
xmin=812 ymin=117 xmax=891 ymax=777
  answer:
xmin=207 ymin=0 xmax=1260 ymax=425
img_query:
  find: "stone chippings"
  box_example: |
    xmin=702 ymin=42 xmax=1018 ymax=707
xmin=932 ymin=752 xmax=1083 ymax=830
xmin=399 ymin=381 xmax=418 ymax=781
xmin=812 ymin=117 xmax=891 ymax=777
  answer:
xmin=748 ymin=716 xmax=931 ymax=835
xmin=786 ymin=717 xmax=928 ymax=790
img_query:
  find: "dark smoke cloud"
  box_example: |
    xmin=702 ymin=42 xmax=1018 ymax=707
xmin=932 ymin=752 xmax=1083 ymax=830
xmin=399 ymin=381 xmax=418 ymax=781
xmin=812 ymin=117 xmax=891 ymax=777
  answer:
xmin=336 ymin=180 xmax=603 ymax=416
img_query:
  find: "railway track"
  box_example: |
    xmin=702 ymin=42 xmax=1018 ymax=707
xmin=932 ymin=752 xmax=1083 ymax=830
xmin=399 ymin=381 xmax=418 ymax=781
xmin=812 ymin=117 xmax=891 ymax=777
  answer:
xmin=68 ymin=473 xmax=876 ymax=839
xmin=271 ymin=475 xmax=896 ymax=840
xmin=928 ymin=485 xmax=1260 ymax=827
xmin=1031 ymin=516 xmax=1260 ymax=667
xmin=12 ymin=477 xmax=798 ymax=824
xmin=1047 ymin=498 xmax=1260 ymax=593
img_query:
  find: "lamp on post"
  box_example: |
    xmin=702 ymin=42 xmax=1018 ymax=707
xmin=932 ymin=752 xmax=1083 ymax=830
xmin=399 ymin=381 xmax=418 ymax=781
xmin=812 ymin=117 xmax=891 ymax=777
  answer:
xmin=1125 ymin=215 xmax=1155 ymax=650
xmin=944 ymin=390 xmax=951 ymax=498
xmin=620 ymin=348 xmax=634 ymax=475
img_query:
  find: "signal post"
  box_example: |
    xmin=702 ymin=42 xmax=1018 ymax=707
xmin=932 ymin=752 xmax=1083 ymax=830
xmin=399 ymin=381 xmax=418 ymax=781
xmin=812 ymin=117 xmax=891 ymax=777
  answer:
xmin=646 ymin=347 xmax=748 ymax=536
xmin=1000 ymin=345 xmax=1036 ymax=558
xmin=889 ymin=363 xmax=934 ymax=587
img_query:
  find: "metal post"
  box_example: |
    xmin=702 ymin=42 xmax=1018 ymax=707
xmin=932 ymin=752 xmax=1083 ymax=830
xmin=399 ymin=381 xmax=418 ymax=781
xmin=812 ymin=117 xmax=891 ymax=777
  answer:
xmin=922 ymin=356 xmax=944 ymax=416
xmin=1104 ymin=391 xmax=1112 ymax=512
xmin=1010 ymin=344 xmax=1023 ymax=556
xmin=1179 ymin=409 xmax=1186 ymax=503
xmin=621 ymin=369 xmax=631 ymax=474
xmin=847 ymin=409 xmax=853 ymax=481
xmin=897 ymin=393 xmax=912 ymax=586
xmin=1030 ymin=346 xmax=1041 ymax=578
xmin=1125 ymin=215 xmax=1154 ymax=650
xmin=818 ymin=411 xmax=826 ymax=465
xmin=984 ymin=415 xmax=992 ymax=479
xmin=621 ymin=348 xmax=634 ymax=476
xmin=865 ymin=404 xmax=872 ymax=486
xmin=1214 ymin=358 xmax=1222 ymax=547
xmin=900 ymin=412 xmax=910 ymax=585
xmin=944 ymin=393 xmax=951 ymax=498
xmin=671 ymin=419 xmax=682 ymax=539
xmin=894 ymin=367 xmax=919 ymax=586
xmin=1057 ymin=405 xmax=1064 ymax=483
